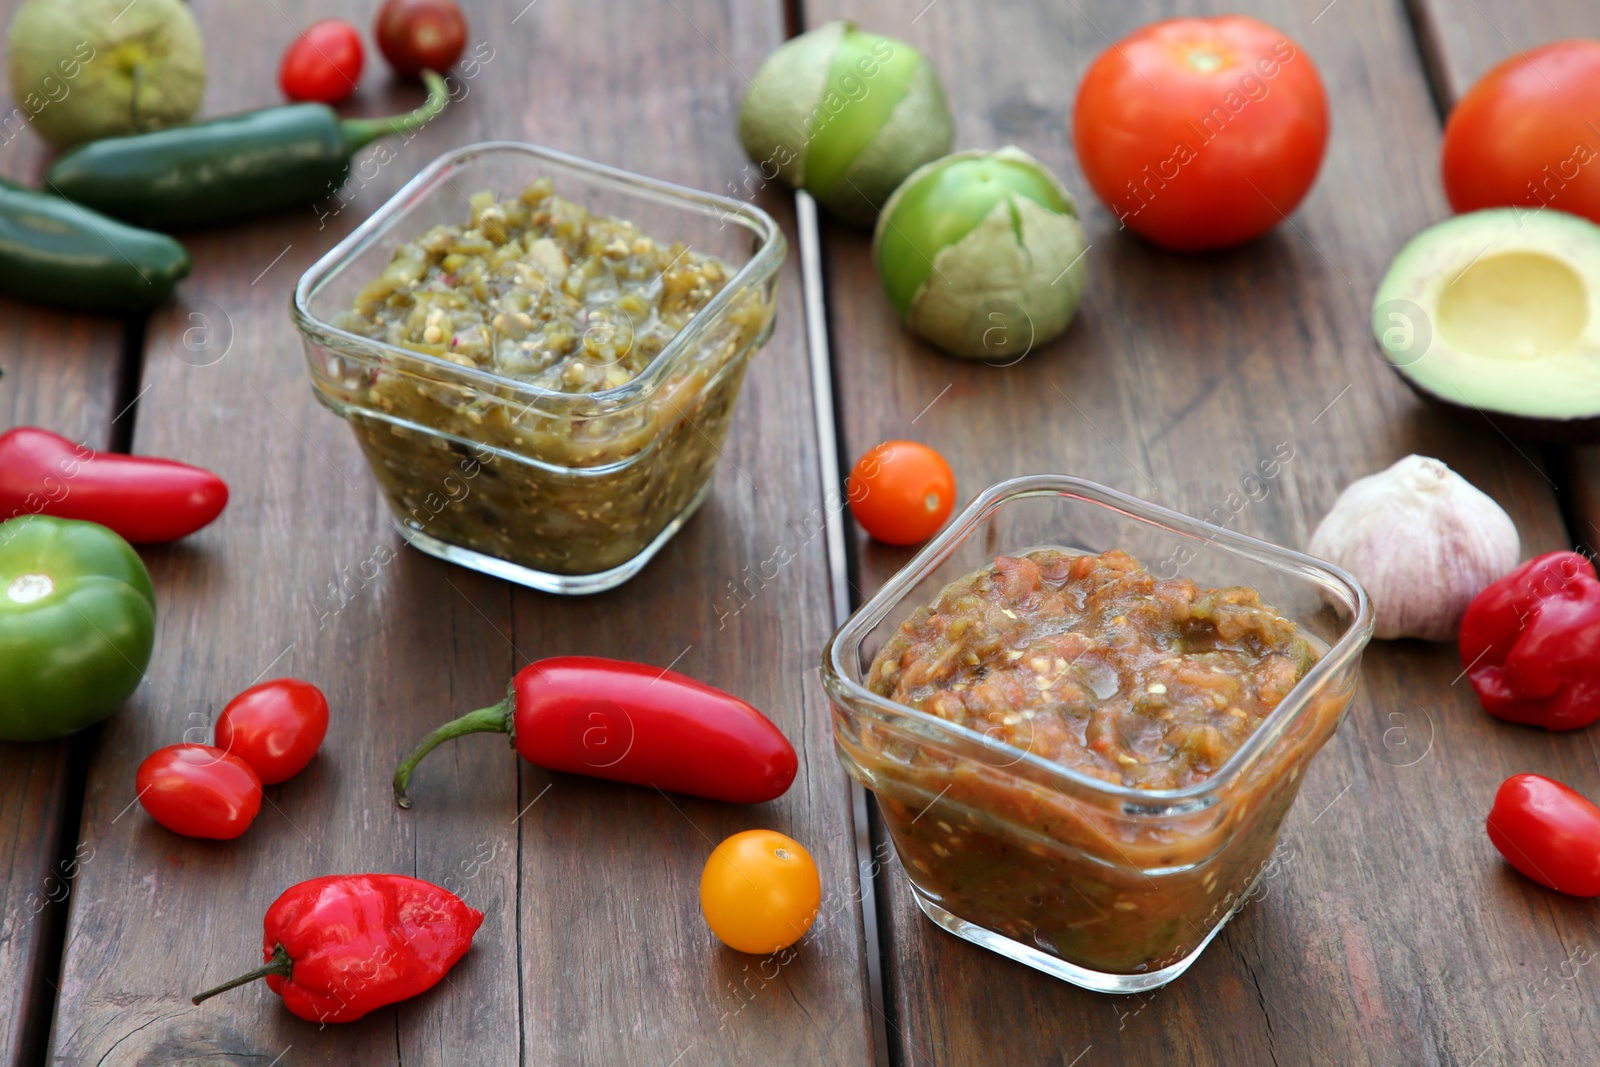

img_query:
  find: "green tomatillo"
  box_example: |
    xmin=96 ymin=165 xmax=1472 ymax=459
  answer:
xmin=6 ymin=0 xmax=206 ymax=149
xmin=737 ymin=21 xmax=953 ymax=226
xmin=874 ymin=147 xmax=1089 ymax=361
xmin=0 ymin=515 xmax=154 ymax=741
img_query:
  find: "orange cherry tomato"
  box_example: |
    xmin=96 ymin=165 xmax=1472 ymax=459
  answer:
xmin=847 ymin=440 xmax=956 ymax=545
xmin=1441 ymin=40 xmax=1600 ymax=225
xmin=215 ymin=678 xmax=329 ymax=784
xmin=699 ymin=830 xmax=821 ymax=955
xmin=1073 ymin=16 xmax=1328 ymax=251
xmin=137 ymin=744 xmax=263 ymax=840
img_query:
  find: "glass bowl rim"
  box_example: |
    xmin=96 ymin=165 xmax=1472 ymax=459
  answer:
xmin=822 ymin=473 xmax=1375 ymax=808
xmin=290 ymin=139 xmax=786 ymax=412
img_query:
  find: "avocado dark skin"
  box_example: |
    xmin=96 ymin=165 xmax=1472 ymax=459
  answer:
xmin=1386 ymin=358 xmax=1600 ymax=444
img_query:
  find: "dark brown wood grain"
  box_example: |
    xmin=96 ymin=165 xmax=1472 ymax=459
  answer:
xmin=44 ymin=1 xmax=870 ymax=1064
xmin=808 ymin=1 xmax=1598 ymax=1065
xmin=0 ymin=0 xmax=132 ymax=1053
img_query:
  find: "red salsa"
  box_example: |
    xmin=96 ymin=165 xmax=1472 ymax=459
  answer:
xmin=855 ymin=549 xmax=1341 ymax=975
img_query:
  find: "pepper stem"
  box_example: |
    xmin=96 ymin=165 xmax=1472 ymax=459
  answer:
xmin=340 ymin=70 xmax=451 ymax=153
xmin=192 ymin=944 xmax=292 ymax=1005
xmin=393 ymin=697 xmax=514 ymax=809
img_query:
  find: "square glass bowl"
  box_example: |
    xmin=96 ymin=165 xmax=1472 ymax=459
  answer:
xmin=292 ymin=142 xmax=784 ymax=594
xmin=823 ymin=475 xmax=1373 ymax=993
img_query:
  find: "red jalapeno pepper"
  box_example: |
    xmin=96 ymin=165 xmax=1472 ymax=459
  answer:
xmin=192 ymin=874 xmax=482 ymax=1023
xmin=0 ymin=427 xmax=228 ymax=543
xmin=1459 ymin=551 xmax=1600 ymax=731
xmin=392 ymin=656 xmax=798 ymax=808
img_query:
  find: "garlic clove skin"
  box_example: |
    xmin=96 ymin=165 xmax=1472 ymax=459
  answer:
xmin=1307 ymin=454 xmax=1521 ymax=641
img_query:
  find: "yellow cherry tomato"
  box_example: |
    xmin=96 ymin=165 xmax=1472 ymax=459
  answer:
xmin=699 ymin=829 xmax=821 ymax=954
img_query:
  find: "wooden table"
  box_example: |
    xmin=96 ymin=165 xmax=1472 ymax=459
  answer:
xmin=0 ymin=1 xmax=1594 ymax=1063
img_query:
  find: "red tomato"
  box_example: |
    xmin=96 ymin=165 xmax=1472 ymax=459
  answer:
xmin=1442 ymin=40 xmax=1600 ymax=225
xmin=137 ymin=744 xmax=263 ymax=840
xmin=375 ymin=0 xmax=468 ymax=78
xmin=279 ymin=19 xmax=365 ymax=103
xmin=847 ymin=441 xmax=956 ymax=546
xmin=1073 ymin=16 xmax=1329 ymax=251
xmin=1486 ymin=773 xmax=1600 ymax=896
xmin=215 ymin=678 xmax=329 ymax=784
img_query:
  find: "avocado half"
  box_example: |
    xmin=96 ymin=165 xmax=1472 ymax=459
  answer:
xmin=1373 ymin=208 xmax=1600 ymax=441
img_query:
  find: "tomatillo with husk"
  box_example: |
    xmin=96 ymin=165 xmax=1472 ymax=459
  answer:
xmin=0 ymin=515 xmax=155 ymax=741
xmin=874 ymin=147 xmax=1089 ymax=360
xmin=7 ymin=0 xmax=205 ymax=149
xmin=738 ymin=20 xmax=953 ymax=227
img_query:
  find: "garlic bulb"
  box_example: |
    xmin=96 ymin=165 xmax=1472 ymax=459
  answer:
xmin=1307 ymin=455 xmax=1520 ymax=641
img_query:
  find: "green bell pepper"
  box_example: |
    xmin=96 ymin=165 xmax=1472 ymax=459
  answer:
xmin=0 ymin=516 xmax=155 ymax=741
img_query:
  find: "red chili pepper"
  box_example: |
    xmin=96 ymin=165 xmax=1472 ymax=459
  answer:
xmin=191 ymin=874 xmax=482 ymax=1023
xmin=0 ymin=427 xmax=228 ymax=543
xmin=392 ymin=656 xmax=798 ymax=808
xmin=1459 ymin=551 xmax=1600 ymax=731
xmin=216 ymin=678 xmax=330 ymax=784
xmin=1487 ymin=773 xmax=1600 ymax=897
xmin=137 ymin=744 xmax=263 ymax=840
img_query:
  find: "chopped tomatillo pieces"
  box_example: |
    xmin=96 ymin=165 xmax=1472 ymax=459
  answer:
xmin=1459 ymin=550 xmax=1600 ymax=730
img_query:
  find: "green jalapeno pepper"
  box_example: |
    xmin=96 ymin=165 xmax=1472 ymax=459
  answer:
xmin=0 ymin=177 xmax=190 ymax=313
xmin=0 ymin=515 xmax=155 ymax=741
xmin=45 ymin=71 xmax=449 ymax=229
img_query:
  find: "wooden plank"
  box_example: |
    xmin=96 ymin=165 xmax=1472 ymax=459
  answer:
xmin=0 ymin=0 xmax=134 ymax=1053
xmin=46 ymin=1 xmax=870 ymax=1064
xmin=808 ymin=1 xmax=1598 ymax=1064
xmin=1407 ymin=0 xmax=1600 ymax=557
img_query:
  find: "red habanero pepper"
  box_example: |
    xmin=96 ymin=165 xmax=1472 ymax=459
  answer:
xmin=0 ymin=427 xmax=228 ymax=543
xmin=1459 ymin=551 xmax=1600 ymax=731
xmin=192 ymin=874 xmax=482 ymax=1023
xmin=392 ymin=656 xmax=798 ymax=808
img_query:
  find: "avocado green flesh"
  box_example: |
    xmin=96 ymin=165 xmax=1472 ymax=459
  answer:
xmin=804 ymin=30 xmax=919 ymax=198
xmin=878 ymin=157 xmax=1072 ymax=316
xmin=1374 ymin=208 xmax=1600 ymax=426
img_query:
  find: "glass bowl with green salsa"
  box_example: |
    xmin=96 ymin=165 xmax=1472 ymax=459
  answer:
xmin=292 ymin=142 xmax=783 ymax=594
xmin=822 ymin=475 xmax=1374 ymax=993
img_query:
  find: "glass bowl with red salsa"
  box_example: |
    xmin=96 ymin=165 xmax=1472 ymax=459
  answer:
xmin=822 ymin=475 xmax=1373 ymax=993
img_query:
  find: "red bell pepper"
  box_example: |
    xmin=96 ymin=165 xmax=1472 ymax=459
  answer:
xmin=1459 ymin=551 xmax=1600 ymax=731
xmin=0 ymin=426 xmax=227 ymax=543
xmin=392 ymin=656 xmax=798 ymax=808
xmin=192 ymin=874 xmax=482 ymax=1023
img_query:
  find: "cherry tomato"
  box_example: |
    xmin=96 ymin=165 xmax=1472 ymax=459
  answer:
xmin=1487 ymin=773 xmax=1600 ymax=897
xmin=1073 ymin=16 xmax=1328 ymax=251
xmin=700 ymin=830 xmax=821 ymax=954
xmin=279 ymin=19 xmax=365 ymax=104
xmin=1442 ymin=40 xmax=1600 ymax=226
xmin=375 ymin=0 xmax=468 ymax=79
xmin=137 ymin=744 xmax=263 ymax=841
xmin=847 ymin=441 xmax=956 ymax=546
xmin=215 ymin=678 xmax=329 ymax=784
